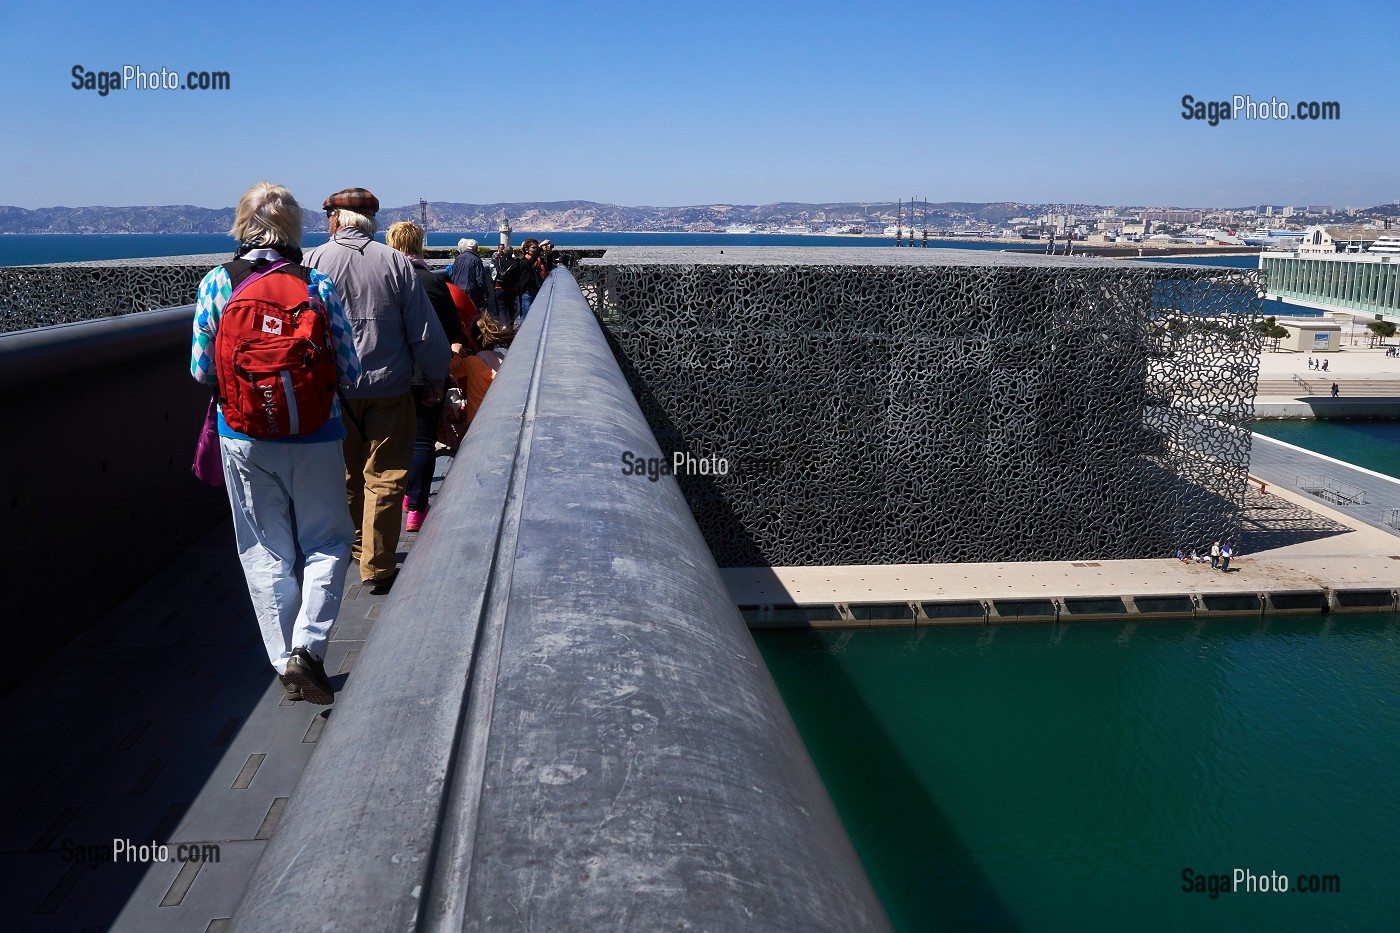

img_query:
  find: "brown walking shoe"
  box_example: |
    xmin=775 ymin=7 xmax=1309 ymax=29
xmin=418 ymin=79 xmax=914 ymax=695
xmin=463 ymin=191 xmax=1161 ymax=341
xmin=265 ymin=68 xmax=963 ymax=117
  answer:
xmin=283 ymin=647 xmax=335 ymax=705
xmin=278 ymin=674 xmax=303 ymax=702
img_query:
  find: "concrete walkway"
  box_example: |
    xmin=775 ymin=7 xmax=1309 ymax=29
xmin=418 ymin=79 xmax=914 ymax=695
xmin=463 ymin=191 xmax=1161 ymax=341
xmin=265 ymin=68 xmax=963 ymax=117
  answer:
xmin=1255 ymin=343 xmax=1400 ymax=417
xmin=0 ymin=480 xmax=435 ymax=933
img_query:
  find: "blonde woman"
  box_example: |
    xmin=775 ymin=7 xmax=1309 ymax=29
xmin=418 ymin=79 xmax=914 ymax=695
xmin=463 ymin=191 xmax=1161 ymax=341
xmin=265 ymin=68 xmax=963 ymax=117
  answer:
xmin=384 ymin=221 xmax=467 ymax=531
xmin=191 ymin=182 xmax=362 ymax=704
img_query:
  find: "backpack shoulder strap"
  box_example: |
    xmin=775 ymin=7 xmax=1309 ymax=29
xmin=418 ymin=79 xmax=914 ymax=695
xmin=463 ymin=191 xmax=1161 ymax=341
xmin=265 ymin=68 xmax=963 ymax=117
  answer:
xmin=224 ymin=257 xmax=299 ymax=299
xmin=223 ymin=258 xmax=255 ymax=290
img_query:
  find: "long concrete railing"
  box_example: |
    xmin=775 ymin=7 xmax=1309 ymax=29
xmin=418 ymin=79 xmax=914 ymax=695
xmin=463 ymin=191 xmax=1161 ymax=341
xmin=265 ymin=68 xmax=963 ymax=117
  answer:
xmin=0 ymin=307 xmax=228 ymax=687
xmin=230 ymin=270 xmax=889 ymax=931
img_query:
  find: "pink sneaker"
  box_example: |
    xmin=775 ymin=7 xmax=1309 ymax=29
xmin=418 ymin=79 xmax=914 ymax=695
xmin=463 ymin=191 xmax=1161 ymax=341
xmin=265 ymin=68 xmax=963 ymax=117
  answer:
xmin=403 ymin=496 xmax=410 ymax=510
xmin=406 ymin=509 xmax=427 ymax=532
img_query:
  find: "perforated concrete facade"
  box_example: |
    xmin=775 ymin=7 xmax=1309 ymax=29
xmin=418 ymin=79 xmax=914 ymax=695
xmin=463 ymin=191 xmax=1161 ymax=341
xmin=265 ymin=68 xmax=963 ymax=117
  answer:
xmin=581 ymin=247 xmax=1264 ymax=567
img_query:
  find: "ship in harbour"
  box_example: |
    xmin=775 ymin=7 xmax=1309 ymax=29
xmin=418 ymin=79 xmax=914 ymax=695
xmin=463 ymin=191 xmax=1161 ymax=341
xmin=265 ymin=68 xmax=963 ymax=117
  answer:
xmin=1241 ymin=227 xmax=1306 ymax=249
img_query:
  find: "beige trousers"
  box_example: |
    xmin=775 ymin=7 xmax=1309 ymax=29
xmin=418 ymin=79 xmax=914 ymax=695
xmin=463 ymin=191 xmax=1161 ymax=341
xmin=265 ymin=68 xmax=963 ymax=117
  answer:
xmin=341 ymin=394 xmax=415 ymax=582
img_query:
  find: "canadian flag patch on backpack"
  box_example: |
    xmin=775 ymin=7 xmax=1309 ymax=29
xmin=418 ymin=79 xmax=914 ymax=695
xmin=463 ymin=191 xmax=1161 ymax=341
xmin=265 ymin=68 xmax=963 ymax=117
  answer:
xmin=214 ymin=258 xmax=337 ymax=438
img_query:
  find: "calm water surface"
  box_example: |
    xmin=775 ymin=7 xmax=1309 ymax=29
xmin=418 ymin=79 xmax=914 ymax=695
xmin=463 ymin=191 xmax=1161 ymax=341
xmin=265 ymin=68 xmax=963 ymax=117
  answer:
xmin=755 ymin=616 xmax=1400 ymax=931
xmin=1252 ymin=420 xmax=1400 ymax=478
xmin=0 ymin=232 xmax=1025 ymax=266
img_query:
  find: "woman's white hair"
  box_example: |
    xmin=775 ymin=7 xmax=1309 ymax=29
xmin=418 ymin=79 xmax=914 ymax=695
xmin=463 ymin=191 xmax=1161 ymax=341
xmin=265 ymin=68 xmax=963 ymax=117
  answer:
xmin=230 ymin=182 xmax=302 ymax=246
xmin=335 ymin=208 xmax=377 ymax=235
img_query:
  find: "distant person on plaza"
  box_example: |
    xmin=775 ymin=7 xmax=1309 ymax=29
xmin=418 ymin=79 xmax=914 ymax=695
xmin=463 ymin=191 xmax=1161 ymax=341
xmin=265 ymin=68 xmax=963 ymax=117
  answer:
xmin=1331 ymin=382 xmax=1340 ymax=398
xmin=305 ymin=187 xmax=451 ymax=588
xmin=447 ymin=238 xmax=490 ymax=312
xmin=1209 ymin=540 xmax=1221 ymax=570
xmin=1322 ymin=358 xmax=1329 ymax=372
xmin=1220 ymin=542 xmax=1234 ymax=571
xmin=385 ymin=221 xmax=466 ymax=533
xmin=191 ymin=181 xmax=362 ymax=704
xmin=1307 ymin=357 xmax=1314 ymax=370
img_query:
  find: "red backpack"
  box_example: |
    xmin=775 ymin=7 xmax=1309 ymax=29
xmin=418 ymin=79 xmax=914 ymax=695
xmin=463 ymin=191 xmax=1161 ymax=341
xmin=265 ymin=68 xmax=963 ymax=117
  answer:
xmin=214 ymin=258 xmax=337 ymax=438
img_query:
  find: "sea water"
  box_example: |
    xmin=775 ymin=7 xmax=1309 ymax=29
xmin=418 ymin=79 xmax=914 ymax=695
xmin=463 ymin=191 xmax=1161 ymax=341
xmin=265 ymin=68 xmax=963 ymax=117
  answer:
xmin=755 ymin=613 xmax=1400 ymax=931
xmin=0 ymin=231 xmax=1028 ymax=267
xmin=756 ymin=414 xmax=1400 ymax=930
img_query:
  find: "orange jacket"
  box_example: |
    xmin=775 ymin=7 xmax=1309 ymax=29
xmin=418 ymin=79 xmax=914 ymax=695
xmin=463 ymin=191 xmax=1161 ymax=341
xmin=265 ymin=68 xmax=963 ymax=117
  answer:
xmin=451 ymin=348 xmax=506 ymax=425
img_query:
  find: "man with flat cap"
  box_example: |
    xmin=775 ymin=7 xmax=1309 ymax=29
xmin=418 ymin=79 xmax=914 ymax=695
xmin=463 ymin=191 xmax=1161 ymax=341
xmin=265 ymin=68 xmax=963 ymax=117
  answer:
xmin=305 ymin=187 xmax=451 ymax=589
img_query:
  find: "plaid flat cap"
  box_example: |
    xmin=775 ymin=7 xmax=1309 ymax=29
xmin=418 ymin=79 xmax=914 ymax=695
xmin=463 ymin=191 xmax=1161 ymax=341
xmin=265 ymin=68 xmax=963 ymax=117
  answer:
xmin=323 ymin=187 xmax=380 ymax=213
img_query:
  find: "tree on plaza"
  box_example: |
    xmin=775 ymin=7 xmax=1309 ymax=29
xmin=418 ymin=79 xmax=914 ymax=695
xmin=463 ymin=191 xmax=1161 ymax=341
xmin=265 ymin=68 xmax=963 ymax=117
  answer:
xmin=1365 ymin=320 xmax=1396 ymax=347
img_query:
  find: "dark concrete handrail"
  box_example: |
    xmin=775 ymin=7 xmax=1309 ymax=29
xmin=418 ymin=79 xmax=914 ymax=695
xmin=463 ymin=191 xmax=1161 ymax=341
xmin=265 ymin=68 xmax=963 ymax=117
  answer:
xmin=0 ymin=304 xmax=228 ymax=686
xmin=0 ymin=304 xmax=194 ymax=390
xmin=231 ymin=270 xmax=889 ymax=931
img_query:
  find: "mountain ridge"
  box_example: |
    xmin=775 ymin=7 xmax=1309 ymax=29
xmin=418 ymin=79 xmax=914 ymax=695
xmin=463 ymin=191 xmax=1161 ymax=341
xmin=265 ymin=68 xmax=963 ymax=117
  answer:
xmin=0 ymin=200 xmax=1388 ymax=235
xmin=0 ymin=200 xmax=1129 ymax=234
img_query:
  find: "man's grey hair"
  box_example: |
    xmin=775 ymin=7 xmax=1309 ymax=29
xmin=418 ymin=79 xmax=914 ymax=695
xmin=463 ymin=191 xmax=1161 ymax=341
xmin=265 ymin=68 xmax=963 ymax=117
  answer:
xmin=335 ymin=208 xmax=377 ymax=236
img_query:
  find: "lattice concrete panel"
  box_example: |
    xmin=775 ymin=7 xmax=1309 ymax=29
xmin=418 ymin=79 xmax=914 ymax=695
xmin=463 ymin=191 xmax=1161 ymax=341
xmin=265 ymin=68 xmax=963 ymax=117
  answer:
xmin=580 ymin=247 xmax=1263 ymax=567
xmin=0 ymin=254 xmax=225 ymax=332
xmin=0 ymin=250 xmax=599 ymax=334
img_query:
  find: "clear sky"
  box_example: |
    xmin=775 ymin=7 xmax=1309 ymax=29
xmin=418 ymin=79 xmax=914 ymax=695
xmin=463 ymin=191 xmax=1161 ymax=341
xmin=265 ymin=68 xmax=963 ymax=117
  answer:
xmin=1 ymin=0 xmax=1395 ymax=210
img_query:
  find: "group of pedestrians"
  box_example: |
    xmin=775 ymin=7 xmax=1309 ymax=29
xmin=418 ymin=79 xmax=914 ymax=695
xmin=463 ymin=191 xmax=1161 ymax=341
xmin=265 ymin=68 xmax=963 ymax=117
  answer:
xmin=191 ymin=182 xmax=530 ymax=704
xmin=1307 ymin=356 xmax=1330 ymax=371
xmin=1176 ymin=540 xmax=1235 ymax=571
xmin=443 ymin=236 xmax=557 ymax=325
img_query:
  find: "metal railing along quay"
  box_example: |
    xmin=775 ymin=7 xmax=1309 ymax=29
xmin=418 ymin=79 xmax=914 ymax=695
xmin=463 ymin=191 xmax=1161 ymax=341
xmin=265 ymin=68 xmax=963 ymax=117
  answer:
xmin=1297 ymin=473 xmax=1369 ymax=506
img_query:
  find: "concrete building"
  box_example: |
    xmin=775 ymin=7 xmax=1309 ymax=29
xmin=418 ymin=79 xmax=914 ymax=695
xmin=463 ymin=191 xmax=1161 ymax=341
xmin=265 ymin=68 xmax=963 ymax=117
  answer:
xmin=1276 ymin=319 xmax=1342 ymax=353
xmin=1260 ymin=251 xmax=1400 ymax=321
xmin=1298 ymin=225 xmax=1385 ymax=254
xmin=1142 ymin=210 xmax=1202 ymax=224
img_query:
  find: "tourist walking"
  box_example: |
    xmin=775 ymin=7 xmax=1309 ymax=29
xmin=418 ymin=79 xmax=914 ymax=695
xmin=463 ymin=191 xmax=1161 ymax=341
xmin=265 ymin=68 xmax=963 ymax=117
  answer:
xmin=1209 ymin=540 xmax=1221 ymax=570
xmin=516 ymin=238 xmax=545 ymax=321
xmin=1220 ymin=542 xmax=1234 ymax=572
xmin=438 ymin=313 xmax=516 ymax=452
xmin=191 ymin=182 xmax=362 ymax=704
xmin=447 ymin=238 xmax=490 ymax=312
xmin=385 ymin=221 xmax=467 ymax=533
xmin=305 ymin=187 xmax=451 ymax=589
xmin=1331 ymin=382 xmax=1340 ymax=398
xmin=492 ymin=243 xmax=520 ymax=324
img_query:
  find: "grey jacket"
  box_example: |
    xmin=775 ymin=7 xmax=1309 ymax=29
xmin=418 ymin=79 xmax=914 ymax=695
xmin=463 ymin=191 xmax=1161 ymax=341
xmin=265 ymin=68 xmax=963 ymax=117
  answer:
xmin=306 ymin=227 xmax=451 ymax=398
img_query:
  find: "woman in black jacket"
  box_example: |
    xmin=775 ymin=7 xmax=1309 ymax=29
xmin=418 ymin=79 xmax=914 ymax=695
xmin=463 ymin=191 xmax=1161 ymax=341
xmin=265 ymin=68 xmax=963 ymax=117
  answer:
xmin=386 ymin=221 xmax=465 ymax=531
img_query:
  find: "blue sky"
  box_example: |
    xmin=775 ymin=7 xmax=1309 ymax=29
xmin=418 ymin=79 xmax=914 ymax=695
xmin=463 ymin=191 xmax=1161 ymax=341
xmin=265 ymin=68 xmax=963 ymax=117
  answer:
xmin=1 ymin=0 xmax=1394 ymax=210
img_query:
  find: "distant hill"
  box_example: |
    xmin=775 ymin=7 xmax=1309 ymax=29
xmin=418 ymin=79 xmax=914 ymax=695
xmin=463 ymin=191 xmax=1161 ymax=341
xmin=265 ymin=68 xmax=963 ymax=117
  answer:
xmin=3 ymin=200 xmax=1392 ymax=234
xmin=0 ymin=204 xmax=235 ymax=234
xmin=0 ymin=200 xmax=1065 ymax=235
